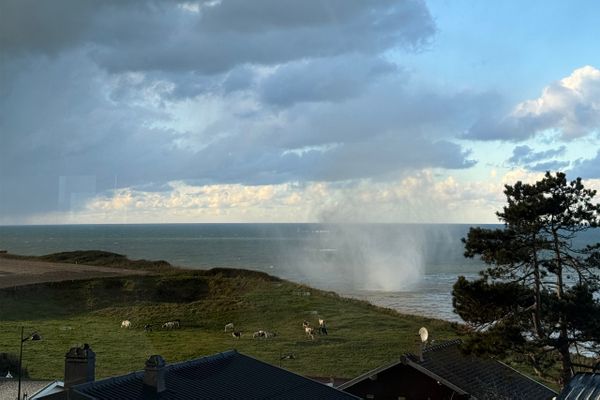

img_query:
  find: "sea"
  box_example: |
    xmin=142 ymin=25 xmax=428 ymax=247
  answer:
xmin=1 ymin=224 xmax=599 ymax=322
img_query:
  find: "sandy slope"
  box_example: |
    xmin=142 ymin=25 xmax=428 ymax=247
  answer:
xmin=0 ymin=256 xmax=150 ymax=288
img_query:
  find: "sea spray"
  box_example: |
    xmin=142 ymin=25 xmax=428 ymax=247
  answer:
xmin=0 ymin=223 xmax=503 ymax=320
xmin=279 ymin=224 xmax=428 ymax=291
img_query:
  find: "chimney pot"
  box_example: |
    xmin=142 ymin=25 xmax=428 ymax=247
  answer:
xmin=64 ymin=344 xmax=95 ymax=388
xmin=143 ymin=355 xmax=166 ymax=397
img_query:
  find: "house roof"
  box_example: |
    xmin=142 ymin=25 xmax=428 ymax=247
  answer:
xmin=340 ymin=339 xmax=557 ymax=400
xmin=0 ymin=378 xmax=52 ymax=400
xmin=30 ymin=380 xmax=66 ymax=399
xmin=557 ymin=373 xmax=600 ymax=400
xmin=404 ymin=340 xmax=557 ymax=399
xmin=69 ymin=350 xmax=358 ymax=400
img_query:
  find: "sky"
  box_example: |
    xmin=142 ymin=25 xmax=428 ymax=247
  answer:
xmin=1 ymin=0 xmax=599 ymax=225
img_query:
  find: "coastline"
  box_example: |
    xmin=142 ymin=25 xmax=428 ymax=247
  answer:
xmin=0 ymin=250 xmax=462 ymax=381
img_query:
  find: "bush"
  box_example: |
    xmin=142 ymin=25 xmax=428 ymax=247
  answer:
xmin=154 ymin=277 xmax=209 ymax=303
xmin=0 ymin=352 xmax=28 ymax=378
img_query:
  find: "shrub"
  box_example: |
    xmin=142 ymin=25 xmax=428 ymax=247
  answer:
xmin=0 ymin=352 xmax=28 ymax=378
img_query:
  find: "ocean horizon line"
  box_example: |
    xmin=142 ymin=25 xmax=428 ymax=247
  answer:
xmin=0 ymin=221 xmax=500 ymax=227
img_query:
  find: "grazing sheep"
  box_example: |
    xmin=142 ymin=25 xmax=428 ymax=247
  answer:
xmin=317 ymin=318 xmax=328 ymax=335
xmin=162 ymin=320 xmax=180 ymax=330
xmin=232 ymin=331 xmax=242 ymax=339
xmin=302 ymin=320 xmax=310 ymax=329
xmin=224 ymin=322 xmax=235 ymax=332
xmin=144 ymin=324 xmax=153 ymax=332
xmin=253 ymin=330 xmax=266 ymax=339
xmin=121 ymin=320 xmax=131 ymax=328
xmin=305 ymin=327 xmax=315 ymax=340
xmin=162 ymin=321 xmax=175 ymax=329
xmin=252 ymin=330 xmax=276 ymax=339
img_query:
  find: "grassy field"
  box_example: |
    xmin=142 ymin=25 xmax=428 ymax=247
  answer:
xmin=0 ymin=252 xmax=462 ymax=380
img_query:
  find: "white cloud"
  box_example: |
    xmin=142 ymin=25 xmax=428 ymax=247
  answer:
xmin=15 ymin=168 xmax=597 ymax=226
xmin=466 ymin=65 xmax=600 ymax=141
xmin=513 ymin=65 xmax=600 ymax=139
xmin=18 ymin=171 xmax=506 ymax=224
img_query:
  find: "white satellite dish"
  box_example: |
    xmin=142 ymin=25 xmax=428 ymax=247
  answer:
xmin=419 ymin=327 xmax=429 ymax=343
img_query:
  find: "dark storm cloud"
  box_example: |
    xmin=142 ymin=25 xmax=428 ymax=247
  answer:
xmin=265 ymin=84 xmax=499 ymax=150
xmin=2 ymin=0 xmax=489 ymax=222
xmin=465 ymin=115 xmax=536 ymax=142
xmin=94 ymin=0 xmax=434 ymax=75
xmin=506 ymin=145 xmax=570 ymax=172
xmin=221 ymin=66 xmax=257 ymax=94
xmin=0 ymin=52 xmax=189 ymax=217
xmin=0 ymin=0 xmax=95 ymax=56
xmin=527 ymin=160 xmax=570 ymax=172
xmin=259 ymin=56 xmax=399 ymax=106
xmin=1 ymin=0 xmax=435 ymax=74
xmin=311 ymin=138 xmax=475 ymax=181
xmin=174 ymin=82 xmax=485 ymax=184
xmin=507 ymin=145 xmax=566 ymax=165
xmin=570 ymin=151 xmax=600 ymax=179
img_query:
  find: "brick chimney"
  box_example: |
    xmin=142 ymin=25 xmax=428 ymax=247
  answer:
xmin=143 ymin=355 xmax=166 ymax=398
xmin=64 ymin=343 xmax=95 ymax=388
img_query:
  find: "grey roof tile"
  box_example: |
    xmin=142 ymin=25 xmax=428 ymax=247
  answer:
xmin=403 ymin=340 xmax=557 ymax=400
xmin=71 ymin=350 xmax=357 ymax=400
xmin=339 ymin=339 xmax=557 ymax=400
xmin=557 ymin=373 xmax=600 ymax=400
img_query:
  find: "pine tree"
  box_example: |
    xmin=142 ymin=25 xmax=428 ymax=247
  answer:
xmin=453 ymin=172 xmax=600 ymax=386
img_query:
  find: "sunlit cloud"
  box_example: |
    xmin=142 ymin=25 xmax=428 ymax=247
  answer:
xmin=19 ymin=171 xmax=524 ymax=225
xmin=466 ymin=65 xmax=600 ymax=141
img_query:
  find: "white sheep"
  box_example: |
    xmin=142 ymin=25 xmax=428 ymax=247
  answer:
xmin=305 ymin=326 xmax=315 ymax=340
xmin=253 ymin=330 xmax=266 ymax=339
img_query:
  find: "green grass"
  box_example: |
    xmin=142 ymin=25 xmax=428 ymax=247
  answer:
xmin=0 ymin=253 xmax=461 ymax=379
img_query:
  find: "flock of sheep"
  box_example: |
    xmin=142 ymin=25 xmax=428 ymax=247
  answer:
xmin=224 ymin=317 xmax=328 ymax=340
xmin=302 ymin=318 xmax=328 ymax=340
xmin=119 ymin=317 xmax=329 ymax=341
xmin=120 ymin=319 xmax=180 ymax=331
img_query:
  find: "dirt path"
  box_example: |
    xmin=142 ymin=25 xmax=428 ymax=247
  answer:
xmin=0 ymin=256 xmax=151 ymax=288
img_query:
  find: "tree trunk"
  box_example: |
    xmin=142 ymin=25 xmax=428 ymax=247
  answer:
xmin=552 ymin=226 xmax=572 ymax=386
xmin=558 ymin=340 xmax=573 ymax=387
xmin=552 ymin=227 xmax=564 ymax=300
xmin=531 ymin=234 xmax=544 ymax=338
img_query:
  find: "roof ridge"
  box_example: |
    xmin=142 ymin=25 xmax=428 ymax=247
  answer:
xmin=167 ymin=349 xmax=237 ymax=372
xmin=402 ymin=339 xmax=463 ymax=362
xmin=74 ymin=349 xmax=240 ymax=392
xmin=422 ymin=338 xmax=462 ymax=353
xmin=74 ymin=370 xmax=143 ymax=391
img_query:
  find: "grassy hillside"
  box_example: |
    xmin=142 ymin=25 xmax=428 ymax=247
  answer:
xmin=1 ymin=250 xmax=176 ymax=272
xmin=0 ymin=251 xmax=460 ymax=380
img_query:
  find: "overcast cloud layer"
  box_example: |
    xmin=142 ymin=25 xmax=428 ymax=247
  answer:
xmin=1 ymin=1 xmax=600 ymax=224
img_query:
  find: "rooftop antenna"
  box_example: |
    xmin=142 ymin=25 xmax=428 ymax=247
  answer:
xmin=418 ymin=327 xmax=429 ymax=362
